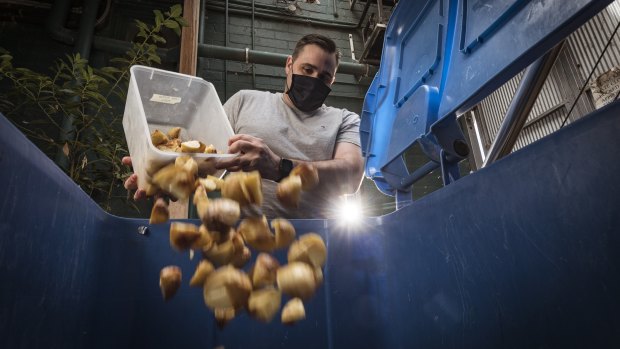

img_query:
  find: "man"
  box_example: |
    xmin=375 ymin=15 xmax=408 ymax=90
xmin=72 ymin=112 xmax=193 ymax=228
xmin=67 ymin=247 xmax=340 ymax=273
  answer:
xmin=124 ymin=34 xmax=363 ymax=218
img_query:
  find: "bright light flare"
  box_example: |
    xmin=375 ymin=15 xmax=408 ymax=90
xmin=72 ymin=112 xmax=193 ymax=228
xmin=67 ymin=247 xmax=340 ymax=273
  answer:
xmin=335 ymin=194 xmax=363 ymax=226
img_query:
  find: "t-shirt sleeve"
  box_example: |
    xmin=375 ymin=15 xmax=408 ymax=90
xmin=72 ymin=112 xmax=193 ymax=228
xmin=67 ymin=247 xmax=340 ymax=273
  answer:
xmin=223 ymin=91 xmax=243 ymax=132
xmin=336 ymin=109 xmax=361 ymax=147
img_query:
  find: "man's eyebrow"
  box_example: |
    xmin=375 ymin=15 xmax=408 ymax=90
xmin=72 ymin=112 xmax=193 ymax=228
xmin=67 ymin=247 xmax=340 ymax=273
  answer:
xmin=301 ymin=63 xmax=318 ymax=70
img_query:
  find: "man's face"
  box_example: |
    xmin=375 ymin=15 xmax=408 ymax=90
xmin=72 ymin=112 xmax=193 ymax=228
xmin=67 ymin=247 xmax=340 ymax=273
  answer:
xmin=285 ymin=44 xmax=338 ymax=89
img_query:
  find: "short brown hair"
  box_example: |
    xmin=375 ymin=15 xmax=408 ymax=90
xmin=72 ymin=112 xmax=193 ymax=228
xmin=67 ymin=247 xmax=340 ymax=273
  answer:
xmin=292 ymin=34 xmax=341 ymax=64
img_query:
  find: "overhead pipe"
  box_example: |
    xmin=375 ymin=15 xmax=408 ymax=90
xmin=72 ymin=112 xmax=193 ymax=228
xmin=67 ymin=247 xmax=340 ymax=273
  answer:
xmin=482 ymin=42 xmax=565 ymax=168
xmin=225 ymin=0 xmax=229 ymax=99
xmin=45 ymin=1 xmax=374 ymax=80
xmin=205 ymin=2 xmax=359 ymax=29
xmin=47 ymin=0 xmax=172 ymax=60
xmin=74 ymin=0 xmax=101 ymax=60
xmin=332 ymin=0 xmax=339 ymax=18
xmin=51 ymin=0 xmax=100 ymax=166
xmin=47 ymin=1 xmax=375 ymax=71
xmin=251 ymin=0 xmax=256 ymax=89
xmin=357 ymin=0 xmax=373 ymax=28
xmin=46 ymin=0 xmax=74 ymax=45
xmin=198 ymin=44 xmax=378 ymax=77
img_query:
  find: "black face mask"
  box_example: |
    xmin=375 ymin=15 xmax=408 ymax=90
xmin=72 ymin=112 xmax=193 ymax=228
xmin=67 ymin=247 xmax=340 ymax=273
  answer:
xmin=286 ymin=74 xmax=332 ymax=112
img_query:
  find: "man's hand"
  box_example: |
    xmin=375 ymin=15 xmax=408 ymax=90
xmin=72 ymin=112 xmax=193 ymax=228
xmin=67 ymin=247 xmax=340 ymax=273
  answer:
xmin=215 ymin=134 xmax=281 ymax=181
xmin=122 ymin=156 xmax=147 ymax=201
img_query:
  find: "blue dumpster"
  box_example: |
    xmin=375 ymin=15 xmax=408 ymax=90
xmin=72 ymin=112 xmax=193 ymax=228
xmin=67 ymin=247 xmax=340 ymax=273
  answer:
xmin=1 ymin=0 xmax=619 ymax=348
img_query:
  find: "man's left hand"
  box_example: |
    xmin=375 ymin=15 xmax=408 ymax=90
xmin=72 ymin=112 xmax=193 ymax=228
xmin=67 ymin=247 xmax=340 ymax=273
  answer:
xmin=215 ymin=134 xmax=281 ymax=180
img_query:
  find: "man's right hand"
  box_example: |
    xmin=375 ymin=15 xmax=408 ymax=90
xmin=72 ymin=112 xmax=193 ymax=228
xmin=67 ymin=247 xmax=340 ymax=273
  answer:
xmin=122 ymin=156 xmax=147 ymax=201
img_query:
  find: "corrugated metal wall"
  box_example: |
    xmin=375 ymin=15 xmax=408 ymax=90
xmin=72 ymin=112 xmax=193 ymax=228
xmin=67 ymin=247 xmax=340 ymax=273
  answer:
xmin=474 ymin=0 xmax=620 ymax=157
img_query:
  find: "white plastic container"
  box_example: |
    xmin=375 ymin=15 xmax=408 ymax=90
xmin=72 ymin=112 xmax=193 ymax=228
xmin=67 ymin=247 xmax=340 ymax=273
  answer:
xmin=122 ymin=65 xmax=235 ymax=192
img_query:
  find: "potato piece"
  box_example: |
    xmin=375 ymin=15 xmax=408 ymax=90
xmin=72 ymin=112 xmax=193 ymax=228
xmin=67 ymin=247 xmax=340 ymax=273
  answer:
xmin=203 ymin=198 xmax=241 ymax=231
xmin=149 ymin=198 xmax=169 ymax=224
xmin=167 ymin=139 xmax=181 ymax=153
xmin=249 ymin=253 xmax=280 ymax=288
xmin=287 ymin=233 xmax=327 ymax=268
xmin=231 ymin=246 xmax=251 ymax=268
xmin=272 ymin=218 xmax=295 ymax=249
xmin=194 ymin=188 xmax=210 ymax=227
xmin=159 ymin=266 xmax=181 ymax=301
xmin=167 ymin=126 xmax=181 ymax=139
xmin=175 ymin=155 xmax=198 ymax=177
xmin=151 ymin=129 xmax=169 ymax=146
xmin=204 ymin=144 xmax=218 ymax=154
xmin=237 ymin=216 xmax=275 ymax=252
xmin=197 ymin=177 xmax=218 ymax=192
xmin=210 ymin=228 xmax=232 ymax=245
xmin=214 ymin=307 xmax=236 ymax=328
xmin=291 ymin=163 xmax=319 ymax=191
xmin=203 ymin=240 xmax=235 ymax=266
xmin=202 ymin=229 xmax=241 ymax=266
xmin=206 ymin=175 xmax=224 ymax=190
xmin=314 ymin=267 xmax=323 ymax=286
xmin=221 ymin=171 xmax=262 ymax=206
xmin=191 ymin=224 xmax=213 ymax=250
xmin=196 ymin=200 xmax=210 ymax=226
xmin=203 ymin=265 xmax=252 ymax=310
xmin=144 ymin=182 xmax=160 ymax=197
xmin=276 ymin=174 xmax=302 ymax=208
xmin=221 ymin=172 xmax=249 ymax=205
xmin=169 ymin=222 xmax=201 ymax=251
xmin=151 ymin=163 xmax=195 ymax=200
xmin=242 ymin=171 xmax=263 ymax=206
xmin=156 ymin=143 xmax=176 ymax=152
xmin=157 ymin=138 xmax=182 ymax=152
xmin=248 ymin=287 xmax=281 ymax=323
xmin=281 ymin=298 xmax=305 ymax=325
xmin=190 ymin=260 xmax=215 ymax=287
xmin=181 ymin=140 xmax=206 ymax=153
xmin=276 ymin=262 xmax=318 ymax=299
xmin=193 ymin=185 xmax=209 ymax=206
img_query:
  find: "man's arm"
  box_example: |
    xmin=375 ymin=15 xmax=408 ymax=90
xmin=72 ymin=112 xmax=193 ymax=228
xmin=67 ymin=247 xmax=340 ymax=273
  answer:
xmin=291 ymin=142 xmax=364 ymax=195
xmin=215 ymin=134 xmax=364 ymax=195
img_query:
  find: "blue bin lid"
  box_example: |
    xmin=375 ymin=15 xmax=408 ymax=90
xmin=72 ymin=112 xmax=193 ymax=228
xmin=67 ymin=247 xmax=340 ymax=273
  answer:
xmin=361 ymin=0 xmax=612 ymax=196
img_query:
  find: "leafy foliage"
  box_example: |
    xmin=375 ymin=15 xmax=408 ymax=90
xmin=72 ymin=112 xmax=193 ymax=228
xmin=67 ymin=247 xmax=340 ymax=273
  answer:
xmin=0 ymin=5 xmax=187 ymax=212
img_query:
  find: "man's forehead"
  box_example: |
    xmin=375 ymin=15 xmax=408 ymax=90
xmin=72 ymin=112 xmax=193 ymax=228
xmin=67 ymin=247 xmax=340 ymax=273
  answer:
xmin=294 ymin=45 xmax=337 ymax=71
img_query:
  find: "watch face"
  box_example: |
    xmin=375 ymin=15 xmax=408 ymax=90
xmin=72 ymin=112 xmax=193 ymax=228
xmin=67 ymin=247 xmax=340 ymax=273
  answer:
xmin=280 ymin=158 xmax=293 ymax=178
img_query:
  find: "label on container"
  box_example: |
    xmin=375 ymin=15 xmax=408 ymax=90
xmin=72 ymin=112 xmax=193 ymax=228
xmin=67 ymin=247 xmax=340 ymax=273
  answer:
xmin=150 ymin=94 xmax=182 ymax=104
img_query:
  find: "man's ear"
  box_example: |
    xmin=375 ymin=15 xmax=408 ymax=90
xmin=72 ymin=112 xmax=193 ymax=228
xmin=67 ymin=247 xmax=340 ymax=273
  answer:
xmin=285 ymin=55 xmax=293 ymax=75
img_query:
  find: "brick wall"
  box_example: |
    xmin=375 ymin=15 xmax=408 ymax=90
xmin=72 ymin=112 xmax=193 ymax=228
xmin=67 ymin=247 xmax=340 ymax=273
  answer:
xmin=200 ymin=0 xmax=380 ymax=114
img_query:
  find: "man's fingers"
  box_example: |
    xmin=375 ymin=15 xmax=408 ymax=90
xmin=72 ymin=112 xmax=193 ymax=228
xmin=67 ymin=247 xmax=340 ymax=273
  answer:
xmin=225 ymin=166 xmax=243 ymax=172
xmin=134 ymin=189 xmax=146 ymax=201
xmin=228 ymin=140 xmax=254 ymax=154
xmin=228 ymin=134 xmax=259 ymax=146
xmin=121 ymin=156 xmax=132 ymax=166
xmin=215 ymin=156 xmax=240 ymax=170
xmin=124 ymin=173 xmax=138 ymax=190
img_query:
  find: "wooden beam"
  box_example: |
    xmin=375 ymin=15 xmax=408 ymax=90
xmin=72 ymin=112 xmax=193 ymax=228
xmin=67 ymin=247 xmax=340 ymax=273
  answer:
xmin=170 ymin=0 xmax=200 ymax=218
xmin=179 ymin=0 xmax=200 ymax=76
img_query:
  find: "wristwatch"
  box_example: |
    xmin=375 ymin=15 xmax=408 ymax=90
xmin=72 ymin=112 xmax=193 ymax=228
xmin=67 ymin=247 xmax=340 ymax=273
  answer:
xmin=278 ymin=158 xmax=294 ymax=181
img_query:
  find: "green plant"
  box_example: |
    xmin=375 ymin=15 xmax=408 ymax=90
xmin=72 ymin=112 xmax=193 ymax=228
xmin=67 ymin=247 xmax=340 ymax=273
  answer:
xmin=0 ymin=5 xmax=187 ymax=213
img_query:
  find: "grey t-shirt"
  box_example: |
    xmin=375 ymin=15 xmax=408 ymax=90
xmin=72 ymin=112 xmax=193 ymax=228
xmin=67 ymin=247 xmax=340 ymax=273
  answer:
xmin=223 ymin=90 xmax=360 ymax=219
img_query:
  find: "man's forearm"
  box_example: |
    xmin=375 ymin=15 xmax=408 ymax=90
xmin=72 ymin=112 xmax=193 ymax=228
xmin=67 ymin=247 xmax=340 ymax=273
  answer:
xmin=292 ymin=157 xmax=363 ymax=195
